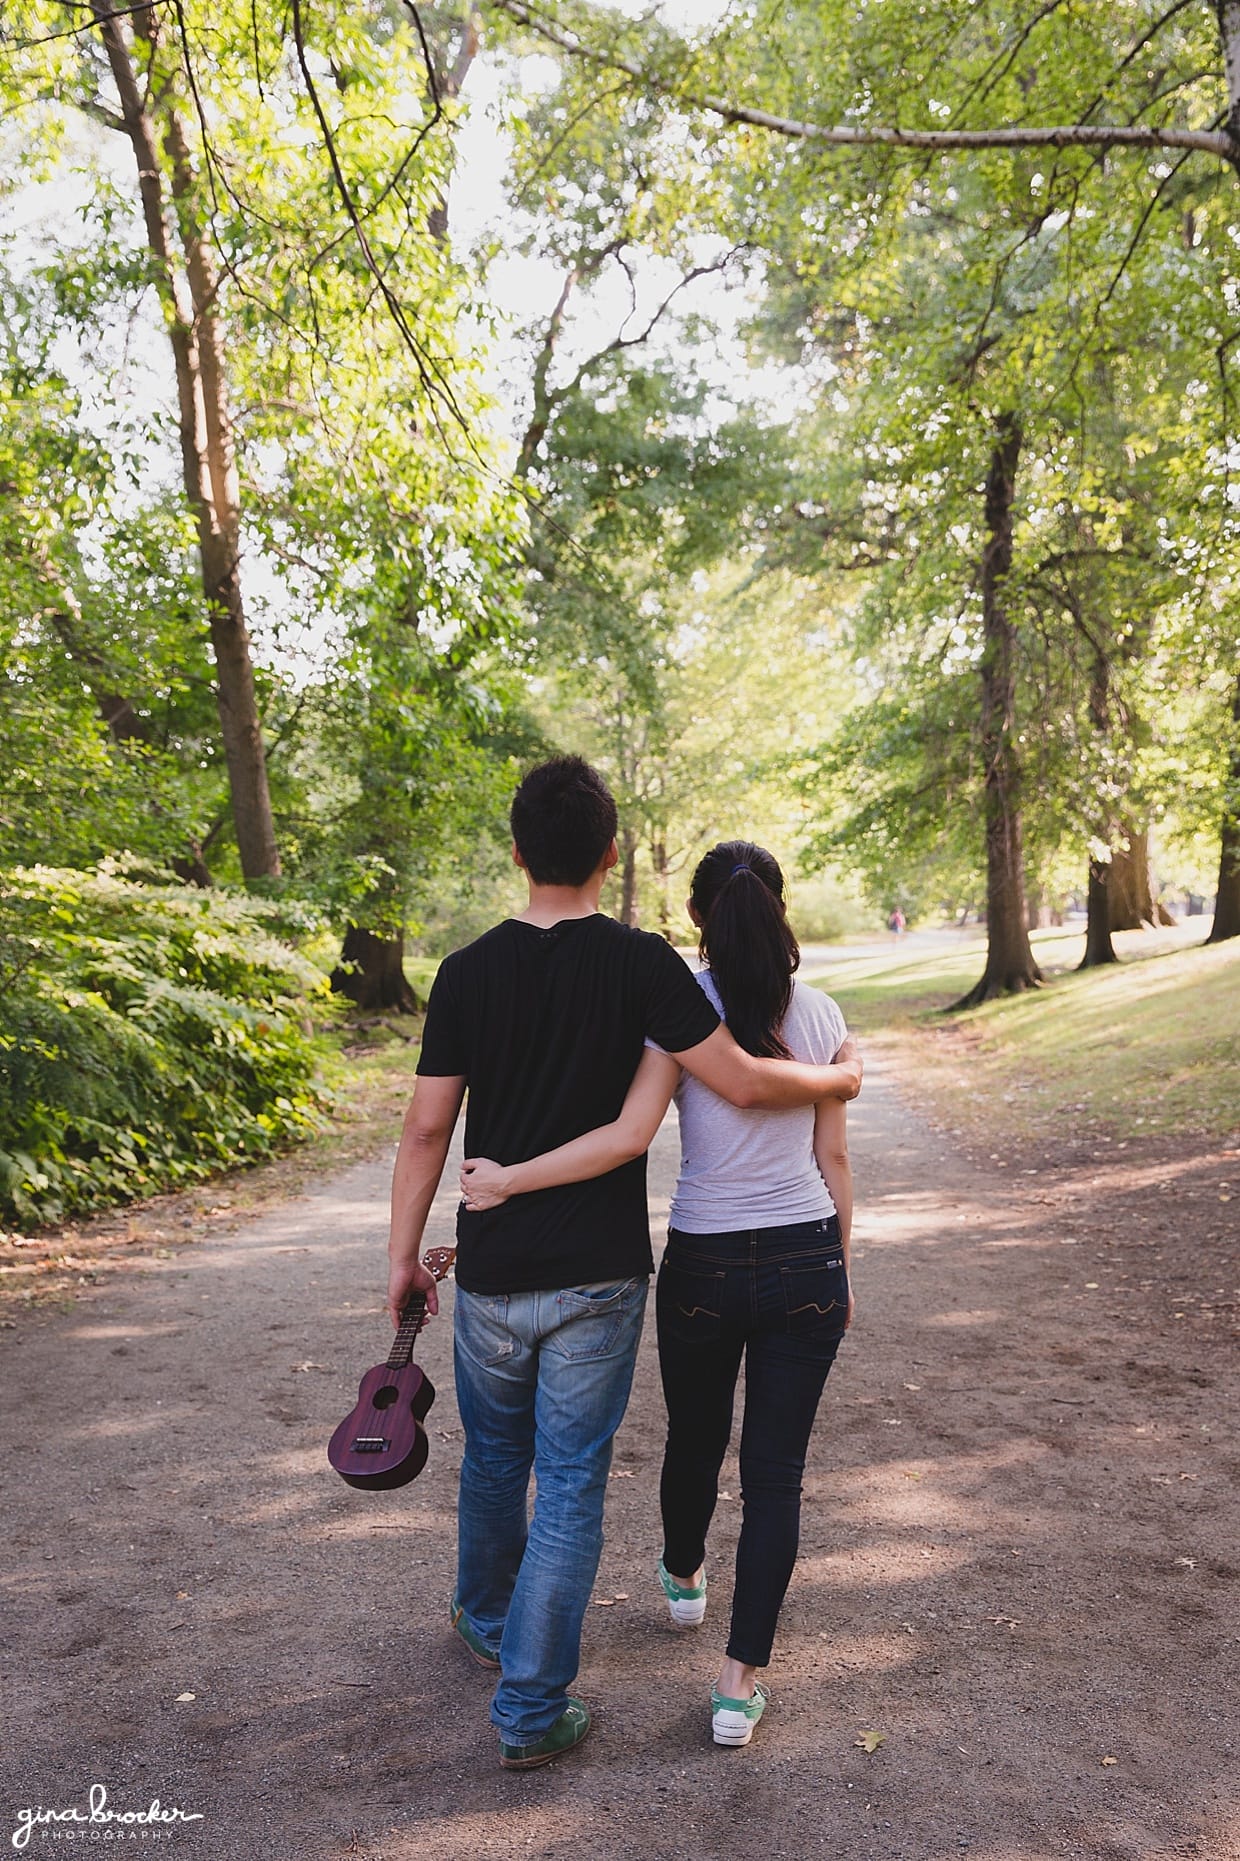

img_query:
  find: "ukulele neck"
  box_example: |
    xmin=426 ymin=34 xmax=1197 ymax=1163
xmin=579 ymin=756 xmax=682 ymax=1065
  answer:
xmin=386 ymin=1293 xmax=427 ymax=1369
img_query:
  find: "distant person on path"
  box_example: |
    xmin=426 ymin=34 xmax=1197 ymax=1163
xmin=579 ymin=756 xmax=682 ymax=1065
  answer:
xmin=887 ymin=907 xmax=906 ymax=937
xmin=462 ymin=839 xmax=854 ymax=1749
xmin=386 ymin=761 xmax=861 ymax=1770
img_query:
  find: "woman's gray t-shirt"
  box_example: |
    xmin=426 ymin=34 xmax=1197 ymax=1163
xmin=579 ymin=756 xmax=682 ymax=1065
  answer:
xmin=659 ymin=971 xmax=849 ymax=1235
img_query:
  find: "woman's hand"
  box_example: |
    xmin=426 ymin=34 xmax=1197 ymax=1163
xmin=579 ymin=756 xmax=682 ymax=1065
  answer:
xmin=460 ymin=1157 xmax=515 ymax=1211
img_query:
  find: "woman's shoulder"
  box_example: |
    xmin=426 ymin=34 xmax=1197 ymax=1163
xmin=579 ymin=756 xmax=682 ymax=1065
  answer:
xmin=789 ymin=976 xmax=843 ymax=1014
xmin=786 ymin=979 xmax=847 ymax=1044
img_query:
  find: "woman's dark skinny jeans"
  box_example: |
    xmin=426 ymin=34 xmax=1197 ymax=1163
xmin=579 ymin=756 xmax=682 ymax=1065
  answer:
xmin=657 ymin=1217 xmax=848 ymax=1670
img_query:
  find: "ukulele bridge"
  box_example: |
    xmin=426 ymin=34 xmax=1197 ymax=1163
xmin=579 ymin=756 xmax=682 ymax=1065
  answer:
xmin=351 ymin=1436 xmax=388 ymax=1453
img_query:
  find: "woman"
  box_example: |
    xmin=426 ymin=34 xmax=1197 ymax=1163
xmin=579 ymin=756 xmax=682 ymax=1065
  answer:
xmin=459 ymin=840 xmax=853 ymax=1747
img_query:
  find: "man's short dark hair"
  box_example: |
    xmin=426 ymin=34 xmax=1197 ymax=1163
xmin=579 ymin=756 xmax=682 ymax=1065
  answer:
xmin=511 ymin=756 xmax=618 ymax=886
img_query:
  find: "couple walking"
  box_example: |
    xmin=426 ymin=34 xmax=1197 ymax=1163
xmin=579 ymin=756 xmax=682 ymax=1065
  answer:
xmin=387 ymin=757 xmax=861 ymax=1767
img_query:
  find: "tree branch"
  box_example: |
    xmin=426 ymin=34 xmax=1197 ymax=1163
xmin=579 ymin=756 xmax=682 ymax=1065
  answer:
xmin=491 ymin=0 xmax=1233 ymax=162
xmin=4 ymin=0 xmax=168 ymax=51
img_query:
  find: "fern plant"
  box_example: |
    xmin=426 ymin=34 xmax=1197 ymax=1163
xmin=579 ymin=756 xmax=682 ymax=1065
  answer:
xmin=0 ymin=868 xmax=331 ymax=1227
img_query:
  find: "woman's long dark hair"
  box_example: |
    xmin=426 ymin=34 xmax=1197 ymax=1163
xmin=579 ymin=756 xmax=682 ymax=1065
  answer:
xmin=690 ymin=840 xmax=800 ymax=1059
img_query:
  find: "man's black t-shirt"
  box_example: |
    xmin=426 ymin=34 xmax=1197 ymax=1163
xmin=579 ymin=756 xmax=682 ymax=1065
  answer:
xmin=416 ymin=914 xmax=720 ymax=1294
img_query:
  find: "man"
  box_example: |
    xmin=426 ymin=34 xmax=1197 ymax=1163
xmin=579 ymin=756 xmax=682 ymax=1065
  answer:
xmin=387 ymin=757 xmax=861 ymax=1770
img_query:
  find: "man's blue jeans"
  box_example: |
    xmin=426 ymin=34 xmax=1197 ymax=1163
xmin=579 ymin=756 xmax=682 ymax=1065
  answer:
xmin=452 ymin=1275 xmax=649 ymax=1746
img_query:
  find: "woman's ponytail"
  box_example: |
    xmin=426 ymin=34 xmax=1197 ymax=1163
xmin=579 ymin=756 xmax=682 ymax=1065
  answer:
xmin=690 ymin=841 xmax=799 ymax=1058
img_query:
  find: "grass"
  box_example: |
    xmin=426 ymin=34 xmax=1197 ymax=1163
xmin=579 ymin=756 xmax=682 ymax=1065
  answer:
xmin=811 ymin=924 xmax=1240 ymax=1149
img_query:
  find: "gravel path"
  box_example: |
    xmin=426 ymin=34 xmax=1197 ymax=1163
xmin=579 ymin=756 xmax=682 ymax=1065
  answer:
xmin=2 ymin=1042 xmax=1236 ymax=1861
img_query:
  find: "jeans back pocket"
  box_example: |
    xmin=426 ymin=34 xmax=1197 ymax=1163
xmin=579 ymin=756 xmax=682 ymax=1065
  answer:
xmin=657 ymin=1257 xmax=726 ymax=1339
xmin=779 ymin=1258 xmax=849 ymax=1337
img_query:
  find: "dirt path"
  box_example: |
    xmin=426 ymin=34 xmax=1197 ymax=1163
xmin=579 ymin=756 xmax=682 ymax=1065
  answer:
xmin=1 ymin=1043 xmax=1236 ymax=1861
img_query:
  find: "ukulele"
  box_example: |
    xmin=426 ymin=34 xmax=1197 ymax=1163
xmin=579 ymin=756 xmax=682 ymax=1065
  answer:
xmin=327 ymin=1246 xmax=456 ymax=1491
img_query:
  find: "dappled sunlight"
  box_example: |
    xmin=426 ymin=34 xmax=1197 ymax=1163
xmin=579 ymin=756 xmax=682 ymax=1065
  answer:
xmin=65 ymin=1407 xmax=204 ymax=1440
xmin=800 ymin=1543 xmax=977 ymax=1591
xmin=65 ymin=1320 xmax=187 ymax=1341
xmin=302 ymin=1504 xmax=456 ymax=1545
xmin=922 ymin=1307 xmax=1006 ymax=1327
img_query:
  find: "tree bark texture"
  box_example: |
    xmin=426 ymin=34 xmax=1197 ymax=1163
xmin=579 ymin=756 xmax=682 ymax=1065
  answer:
xmin=330 ymin=926 xmax=423 ymax=1013
xmin=1206 ymin=667 xmax=1240 ymax=942
xmin=1079 ymin=647 xmax=1118 ymax=968
xmin=93 ymin=2 xmax=280 ymax=884
xmin=953 ymin=415 xmax=1043 ymax=1008
xmin=1081 ymin=860 xmax=1119 ymax=966
xmin=1209 ymin=12 xmax=1240 ymax=938
xmin=1108 ymin=829 xmax=1173 ymax=930
xmin=1219 ymin=1 xmax=1240 ymax=144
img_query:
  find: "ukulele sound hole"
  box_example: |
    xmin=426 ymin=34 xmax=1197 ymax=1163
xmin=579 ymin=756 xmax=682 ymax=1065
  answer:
xmin=372 ymin=1385 xmax=400 ymax=1409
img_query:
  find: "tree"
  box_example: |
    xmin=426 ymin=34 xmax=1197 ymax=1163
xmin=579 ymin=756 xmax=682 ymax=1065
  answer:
xmin=5 ymin=0 xmax=528 ymax=1014
xmin=489 ymin=0 xmax=1240 ymax=952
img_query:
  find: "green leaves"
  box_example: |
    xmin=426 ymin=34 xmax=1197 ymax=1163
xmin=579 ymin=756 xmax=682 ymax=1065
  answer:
xmin=0 ymin=869 xmax=329 ymax=1228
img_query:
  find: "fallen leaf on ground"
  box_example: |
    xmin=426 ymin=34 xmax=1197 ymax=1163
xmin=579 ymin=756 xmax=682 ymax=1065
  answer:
xmin=1102 ymin=1756 xmax=1118 ymax=1767
xmin=174 ymin=1692 xmax=196 ymax=1702
xmin=855 ymin=1730 xmax=886 ymax=1753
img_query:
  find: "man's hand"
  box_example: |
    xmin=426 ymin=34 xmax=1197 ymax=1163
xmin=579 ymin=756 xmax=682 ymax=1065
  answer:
xmin=833 ymin=1035 xmax=863 ymax=1101
xmin=460 ymin=1157 xmax=514 ymax=1211
xmin=386 ymin=1255 xmax=440 ymax=1330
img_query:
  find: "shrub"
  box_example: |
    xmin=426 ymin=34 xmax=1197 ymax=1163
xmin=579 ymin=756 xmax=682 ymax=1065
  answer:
xmin=0 ymin=867 xmax=331 ymax=1228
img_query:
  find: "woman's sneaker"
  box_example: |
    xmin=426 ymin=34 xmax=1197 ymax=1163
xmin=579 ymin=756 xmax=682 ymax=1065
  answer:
xmin=711 ymin=1681 xmax=770 ymax=1747
xmin=657 ymin=1558 xmax=707 ymax=1628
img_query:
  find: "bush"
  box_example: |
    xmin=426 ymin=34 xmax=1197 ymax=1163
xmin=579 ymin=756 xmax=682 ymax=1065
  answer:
xmin=0 ymin=867 xmax=331 ymax=1228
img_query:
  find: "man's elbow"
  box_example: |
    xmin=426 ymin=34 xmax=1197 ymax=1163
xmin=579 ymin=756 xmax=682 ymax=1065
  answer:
xmin=404 ymin=1117 xmax=454 ymax=1152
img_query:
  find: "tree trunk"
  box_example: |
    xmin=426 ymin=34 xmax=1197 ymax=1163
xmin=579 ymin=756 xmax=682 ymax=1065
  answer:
xmin=1025 ymin=884 xmax=1060 ymax=930
xmin=651 ymin=831 xmax=672 ymax=940
xmin=330 ymin=925 xmax=423 ymax=1013
xmin=1080 ymin=858 xmax=1119 ymax=967
xmin=619 ymin=826 xmax=639 ymax=926
xmin=93 ymin=2 xmax=280 ymax=884
xmin=1079 ymin=647 xmax=1118 ymax=967
xmin=426 ymin=9 xmax=480 ymax=242
xmin=1206 ymin=666 xmax=1240 ymax=942
xmin=952 ymin=415 xmax=1043 ymax=1009
xmin=1208 ymin=14 xmax=1240 ymax=940
xmin=1109 ymin=828 xmax=1173 ymax=930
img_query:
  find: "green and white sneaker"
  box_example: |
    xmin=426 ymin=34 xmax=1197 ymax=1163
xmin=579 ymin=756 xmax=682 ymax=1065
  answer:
xmin=657 ymin=1557 xmax=707 ymax=1628
xmin=711 ymin=1680 xmax=770 ymax=1747
xmin=498 ymin=1698 xmax=591 ymax=1770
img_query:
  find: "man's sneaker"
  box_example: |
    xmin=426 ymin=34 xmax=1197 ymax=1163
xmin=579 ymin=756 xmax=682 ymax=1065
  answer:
xmin=498 ymin=1697 xmax=591 ymax=1770
xmin=711 ymin=1680 xmax=770 ymax=1747
xmin=657 ymin=1558 xmax=707 ymax=1628
xmin=449 ymin=1595 xmax=501 ymax=1671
